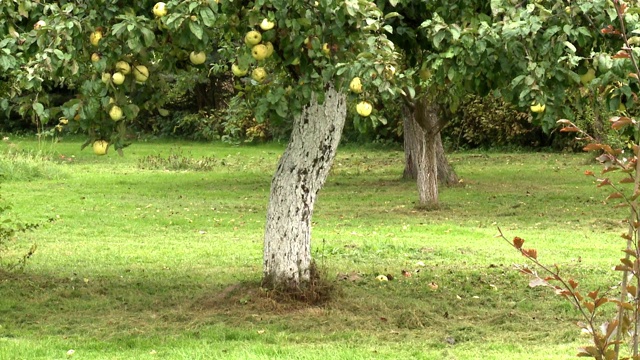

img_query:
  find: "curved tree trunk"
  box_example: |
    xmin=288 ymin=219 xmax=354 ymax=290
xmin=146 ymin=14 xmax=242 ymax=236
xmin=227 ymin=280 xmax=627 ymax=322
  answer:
xmin=263 ymin=84 xmax=346 ymax=290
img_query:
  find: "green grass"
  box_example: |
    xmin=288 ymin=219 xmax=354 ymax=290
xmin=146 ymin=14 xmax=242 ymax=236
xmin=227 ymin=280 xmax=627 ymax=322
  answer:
xmin=0 ymin=136 xmax=631 ymax=359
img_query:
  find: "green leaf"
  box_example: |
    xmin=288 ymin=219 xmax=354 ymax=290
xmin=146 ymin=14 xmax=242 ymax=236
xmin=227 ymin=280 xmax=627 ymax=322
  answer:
xmin=189 ymin=21 xmax=203 ymax=40
xmin=563 ymin=41 xmax=576 ymax=53
xmin=32 ymin=102 xmax=45 ymax=117
xmin=200 ymin=8 xmax=216 ymax=27
xmin=140 ymin=27 xmax=156 ymax=47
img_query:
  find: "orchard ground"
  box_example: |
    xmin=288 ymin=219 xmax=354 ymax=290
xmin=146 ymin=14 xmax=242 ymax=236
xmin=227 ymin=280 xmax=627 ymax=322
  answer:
xmin=0 ymin=137 xmax=628 ymax=359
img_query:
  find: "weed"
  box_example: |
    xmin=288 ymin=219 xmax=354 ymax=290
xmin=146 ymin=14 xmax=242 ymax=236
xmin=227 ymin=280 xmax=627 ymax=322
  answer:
xmin=137 ymin=147 xmax=219 ymax=171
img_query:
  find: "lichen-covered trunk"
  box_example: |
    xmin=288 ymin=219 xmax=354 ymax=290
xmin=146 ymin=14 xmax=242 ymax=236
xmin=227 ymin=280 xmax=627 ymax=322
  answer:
xmin=263 ymin=85 xmax=346 ymax=290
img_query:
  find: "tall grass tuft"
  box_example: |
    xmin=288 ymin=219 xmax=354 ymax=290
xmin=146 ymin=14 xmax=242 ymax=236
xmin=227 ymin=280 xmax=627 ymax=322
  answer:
xmin=0 ymin=141 xmax=69 ymax=181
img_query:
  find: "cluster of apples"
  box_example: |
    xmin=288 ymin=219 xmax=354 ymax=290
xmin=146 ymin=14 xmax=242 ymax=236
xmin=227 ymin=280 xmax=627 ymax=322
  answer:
xmin=349 ymin=77 xmax=372 ymax=117
xmin=230 ymin=19 xmax=276 ymax=83
xmin=153 ymin=2 xmax=207 ymax=66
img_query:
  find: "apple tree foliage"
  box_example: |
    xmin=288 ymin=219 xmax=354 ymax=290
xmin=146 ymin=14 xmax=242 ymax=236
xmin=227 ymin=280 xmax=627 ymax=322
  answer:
xmin=378 ymin=0 xmax=640 ymax=133
xmin=0 ymin=0 xmax=402 ymax=151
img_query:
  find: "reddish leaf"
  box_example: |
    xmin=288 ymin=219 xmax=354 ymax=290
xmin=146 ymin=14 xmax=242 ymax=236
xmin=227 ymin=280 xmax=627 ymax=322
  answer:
xmin=620 ymin=177 xmax=635 ymax=184
xmin=595 ymin=297 xmax=608 ymax=308
xmin=560 ymin=126 xmax=580 ymax=132
xmin=606 ymin=192 xmax=624 ymax=200
xmin=613 ymin=50 xmax=631 ymax=59
xmin=529 ymin=277 xmax=548 ymax=288
xmin=577 ymin=346 xmax=599 ymax=357
xmin=615 ymin=265 xmax=633 ymax=272
xmin=569 ymin=279 xmax=579 ymax=289
xmin=601 ymin=144 xmax=615 ymax=154
xmin=597 ymin=178 xmax=613 ymax=187
xmin=605 ymin=320 xmax=619 ymax=339
xmin=513 ymin=236 xmax=525 ymax=249
xmin=627 ymin=285 xmax=637 ymax=295
xmin=584 ymin=170 xmax=595 ymax=176
xmin=522 ymin=248 xmax=538 ymax=260
xmin=583 ymin=301 xmax=595 ymax=313
xmin=588 ymin=290 xmax=599 ymax=300
xmin=518 ymin=267 xmax=533 ymax=275
xmin=583 ymin=143 xmax=603 ymax=152
xmin=611 ymin=116 xmax=635 ymax=130
xmin=622 ymin=248 xmax=636 ymax=257
xmin=575 ymin=290 xmax=583 ymax=302
xmin=621 ymin=258 xmax=634 ymax=268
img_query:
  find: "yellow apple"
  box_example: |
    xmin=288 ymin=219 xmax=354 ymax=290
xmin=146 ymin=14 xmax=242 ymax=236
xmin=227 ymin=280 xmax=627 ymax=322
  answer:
xmin=251 ymin=44 xmax=269 ymax=61
xmin=264 ymin=42 xmax=274 ymax=58
xmin=356 ymin=101 xmax=373 ymax=117
xmin=322 ymin=43 xmax=330 ymax=55
xmin=115 ymin=61 xmax=131 ymax=75
xmin=349 ymin=77 xmax=363 ymax=94
xmin=260 ymin=19 xmax=275 ymax=31
xmin=383 ymin=64 xmax=396 ymax=79
xmin=189 ymin=51 xmax=206 ymax=65
xmin=133 ymin=65 xmax=149 ymax=82
xmin=580 ymin=68 xmax=596 ymax=86
xmin=91 ymin=53 xmax=101 ymax=62
xmin=90 ymin=31 xmax=102 ymax=46
xmin=92 ymin=140 xmax=109 ymax=155
xmin=231 ymin=64 xmax=248 ymax=77
xmin=530 ymin=102 xmax=546 ymax=113
xmin=244 ymin=31 xmax=262 ymax=46
xmin=153 ymin=2 xmax=167 ymax=17
xmin=109 ymin=105 xmax=123 ymax=121
xmin=101 ymin=72 xmax=111 ymax=84
xmin=252 ymin=67 xmax=267 ymax=83
xmin=112 ymin=72 xmax=125 ymax=85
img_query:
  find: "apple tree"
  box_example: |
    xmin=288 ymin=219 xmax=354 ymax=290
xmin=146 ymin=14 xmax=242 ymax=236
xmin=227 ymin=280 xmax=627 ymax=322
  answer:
xmin=376 ymin=0 xmax=632 ymax=208
xmin=1 ymin=0 xmax=401 ymax=291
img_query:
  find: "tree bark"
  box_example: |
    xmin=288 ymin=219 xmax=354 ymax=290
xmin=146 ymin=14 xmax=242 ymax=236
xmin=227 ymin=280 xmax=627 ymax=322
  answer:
xmin=403 ymin=97 xmax=459 ymax=209
xmin=263 ymin=84 xmax=346 ymax=290
xmin=403 ymin=104 xmax=458 ymax=186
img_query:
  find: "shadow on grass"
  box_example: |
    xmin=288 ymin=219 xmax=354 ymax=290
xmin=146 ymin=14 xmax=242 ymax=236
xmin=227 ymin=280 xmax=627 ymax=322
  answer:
xmin=0 ymin=263 xmax=583 ymax=347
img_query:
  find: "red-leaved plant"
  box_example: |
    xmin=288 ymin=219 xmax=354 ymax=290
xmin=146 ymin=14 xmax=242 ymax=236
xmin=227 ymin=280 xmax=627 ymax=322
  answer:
xmin=502 ymin=1 xmax=640 ymax=359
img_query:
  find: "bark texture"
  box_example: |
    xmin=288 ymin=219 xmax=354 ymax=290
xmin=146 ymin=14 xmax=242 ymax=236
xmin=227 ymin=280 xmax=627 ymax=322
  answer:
xmin=403 ymin=104 xmax=458 ymax=186
xmin=263 ymin=85 xmax=346 ymax=289
xmin=403 ymin=97 xmax=458 ymax=209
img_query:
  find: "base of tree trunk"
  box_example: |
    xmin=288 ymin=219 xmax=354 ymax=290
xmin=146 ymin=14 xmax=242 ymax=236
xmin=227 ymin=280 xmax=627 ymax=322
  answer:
xmin=261 ymin=261 xmax=336 ymax=305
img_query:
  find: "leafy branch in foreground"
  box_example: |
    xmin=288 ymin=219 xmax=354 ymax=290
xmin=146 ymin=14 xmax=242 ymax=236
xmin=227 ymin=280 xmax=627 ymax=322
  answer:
xmin=499 ymin=229 xmax=631 ymax=360
xmin=501 ymin=1 xmax=640 ymax=358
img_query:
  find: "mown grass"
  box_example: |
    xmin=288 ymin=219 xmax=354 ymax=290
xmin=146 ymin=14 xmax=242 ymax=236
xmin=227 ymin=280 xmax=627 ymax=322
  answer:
xmin=0 ymin=136 xmax=631 ymax=359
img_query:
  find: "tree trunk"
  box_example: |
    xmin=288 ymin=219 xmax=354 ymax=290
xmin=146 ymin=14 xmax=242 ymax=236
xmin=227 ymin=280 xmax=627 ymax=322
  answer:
xmin=414 ymin=97 xmax=440 ymax=209
xmin=263 ymin=84 xmax=346 ymax=290
xmin=403 ymin=97 xmax=459 ymax=209
xmin=435 ymin=133 xmax=459 ymax=186
xmin=403 ymin=104 xmax=458 ymax=186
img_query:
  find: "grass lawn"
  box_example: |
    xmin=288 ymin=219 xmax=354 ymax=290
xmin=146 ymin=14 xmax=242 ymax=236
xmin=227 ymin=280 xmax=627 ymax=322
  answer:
xmin=0 ymin=136 xmax=631 ymax=359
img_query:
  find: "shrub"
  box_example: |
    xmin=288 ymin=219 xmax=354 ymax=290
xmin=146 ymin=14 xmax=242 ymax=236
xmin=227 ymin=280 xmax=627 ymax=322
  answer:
xmin=443 ymin=95 xmax=545 ymax=150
